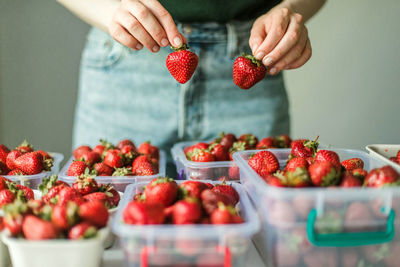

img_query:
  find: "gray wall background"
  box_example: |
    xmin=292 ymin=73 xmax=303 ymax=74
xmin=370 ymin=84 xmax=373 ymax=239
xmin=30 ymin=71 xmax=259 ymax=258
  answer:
xmin=1 ymin=0 xmax=399 ymax=160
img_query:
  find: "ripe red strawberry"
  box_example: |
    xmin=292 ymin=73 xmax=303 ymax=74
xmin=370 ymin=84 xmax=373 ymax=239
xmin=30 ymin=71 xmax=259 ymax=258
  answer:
xmin=4 ymin=214 xmax=24 ymax=236
xmin=229 ymin=141 xmax=249 ymax=160
xmin=166 ymin=44 xmax=198 ymax=84
xmin=0 ymin=189 xmax=15 ymax=207
xmin=68 ymin=221 xmax=98 ymax=240
xmin=238 ymin=134 xmax=259 ymax=149
xmin=42 ymin=185 xmax=68 ymax=204
xmin=351 ymin=168 xmax=367 ymax=180
xmin=256 ymin=137 xmax=277 ymax=149
xmin=341 ymin=158 xmax=364 ymax=171
xmin=314 ymin=150 xmax=341 ymax=171
xmin=0 ymin=144 xmax=10 ymax=164
xmin=39 ymin=174 xmax=70 ymax=193
xmin=120 ymin=144 xmax=136 ymax=158
xmin=22 ymin=215 xmax=57 ymax=240
xmin=179 ymin=180 xmax=208 ymax=198
xmin=309 ymin=161 xmax=340 ymax=187
xmin=397 ymin=150 xmax=400 ymax=164
xmin=100 ymin=185 xmax=120 ymax=207
xmin=290 ymin=137 xmax=319 ymax=158
xmin=16 ymin=185 xmax=34 ymax=200
xmin=248 ymin=151 xmax=280 ymax=178
xmin=92 ymin=144 xmax=105 ymax=156
xmin=14 ymin=152 xmax=52 ymax=175
xmin=103 ymin=149 xmax=124 ymax=168
xmin=208 ymin=143 xmax=229 ymax=161
xmin=16 ymin=140 xmax=34 ymax=153
xmin=211 ymin=180 xmax=239 ymax=205
xmin=6 ymin=150 xmax=23 ymax=170
xmin=93 ymin=162 xmax=113 ymax=176
xmin=79 ymin=200 xmax=109 ymax=227
xmin=340 ymin=172 xmax=362 ymax=187
xmin=228 ymin=165 xmax=240 ymax=180
xmin=51 ymin=202 xmax=79 ymax=230
xmin=233 ymin=53 xmax=266 ymax=89
xmin=0 ymin=162 xmax=9 ymax=175
xmin=78 ymin=150 xmax=101 ymax=166
xmin=117 ymin=139 xmax=135 ymax=150
xmin=213 ymin=132 xmax=237 ymax=150
xmin=73 ymin=145 xmax=92 ymax=159
xmin=263 ymin=174 xmax=286 ymax=187
xmin=200 ymin=189 xmax=235 ymax=214
xmin=36 ymin=150 xmax=53 ymax=161
xmin=83 ymin=192 xmax=112 ymax=207
xmin=364 ymin=165 xmax=400 ymax=187
xmin=132 ymin=161 xmax=155 ymax=176
xmin=172 ymin=198 xmax=202 ymax=224
xmin=184 ymin=142 xmax=209 ymax=158
xmin=0 ymin=177 xmax=9 ymax=190
xmin=67 ymin=160 xmax=88 ymax=177
xmin=144 ymin=177 xmax=178 ymax=207
xmin=390 ymin=157 xmax=398 ymax=163
xmin=276 ymin=134 xmax=292 ymax=148
xmin=190 ymin=148 xmax=215 ymax=162
xmin=285 ymin=157 xmax=309 ymax=172
xmin=72 ymin=175 xmax=98 ymax=195
xmin=7 ymin=169 xmax=26 ymax=176
xmin=58 ymin=187 xmax=84 ymax=206
xmin=123 ymin=201 xmax=165 ymax=224
xmin=137 ymin=141 xmax=159 ymax=160
xmin=210 ymin=203 xmax=240 ymax=224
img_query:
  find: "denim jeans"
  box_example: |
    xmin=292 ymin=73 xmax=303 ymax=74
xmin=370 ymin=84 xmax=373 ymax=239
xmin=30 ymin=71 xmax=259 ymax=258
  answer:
xmin=73 ymin=21 xmax=290 ymax=174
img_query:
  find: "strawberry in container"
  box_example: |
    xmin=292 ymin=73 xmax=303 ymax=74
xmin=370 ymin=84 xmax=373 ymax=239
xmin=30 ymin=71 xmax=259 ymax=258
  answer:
xmin=111 ymin=177 xmax=259 ymax=267
xmin=233 ymin=140 xmax=400 ymax=267
xmin=59 ymin=138 xmax=166 ymax=192
xmin=171 ymin=132 xmax=292 ymax=181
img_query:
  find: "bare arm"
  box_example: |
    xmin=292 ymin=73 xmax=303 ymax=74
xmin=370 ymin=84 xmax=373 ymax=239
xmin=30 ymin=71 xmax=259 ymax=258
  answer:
xmin=279 ymin=0 xmax=326 ymax=22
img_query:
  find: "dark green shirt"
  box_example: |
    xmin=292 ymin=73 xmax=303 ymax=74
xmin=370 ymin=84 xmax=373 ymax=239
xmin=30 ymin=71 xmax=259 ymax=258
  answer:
xmin=161 ymin=0 xmax=282 ymax=23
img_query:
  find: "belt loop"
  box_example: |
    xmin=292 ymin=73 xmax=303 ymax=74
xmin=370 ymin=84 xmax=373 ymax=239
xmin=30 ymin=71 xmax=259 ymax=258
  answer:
xmin=226 ymin=23 xmax=238 ymax=58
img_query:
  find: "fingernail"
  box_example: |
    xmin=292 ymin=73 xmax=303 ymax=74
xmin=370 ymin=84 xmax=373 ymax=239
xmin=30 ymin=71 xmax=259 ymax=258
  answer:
xmin=152 ymin=45 xmax=160 ymax=52
xmin=174 ymin=36 xmax=182 ymax=46
xmin=161 ymin=38 xmax=169 ymax=47
xmin=263 ymin=57 xmax=273 ymax=66
xmin=255 ymin=52 xmax=264 ymax=60
xmin=136 ymin=44 xmax=143 ymax=50
xmin=252 ymin=45 xmax=258 ymax=53
xmin=269 ymin=68 xmax=277 ymax=75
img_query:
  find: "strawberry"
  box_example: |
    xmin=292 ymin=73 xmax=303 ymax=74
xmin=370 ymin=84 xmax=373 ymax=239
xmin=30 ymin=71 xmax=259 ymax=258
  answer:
xmin=51 ymin=202 xmax=79 ymax=230
xmin=276 ymin=134 xmax=292 ymax=148
xmin=233 ymin=53 xmax=266 ymax=89
xmin=190 ymin=148 xmax=215 ymax=162
xmin=112 ymin=167 xmax=133 ymax=176
xmin=309 ymin=161 xmax=340 ymax=187
xmin=314 ymin=150 xmax=341 ymax=170
xmin=0 ymin=144 xmax=10 ymax=163
xmin=208 ymin=143 xmax=229 ymax=161
xmin=0 ymin=189 xmax=15 ymax=207
xmin=210 ymin=202 xmax=240 ymax=224
xmin=22 ymin=215 xmax=57 ymax=240
xmin=200 ymin=189 xmax=235 ymax=214
xmin=166 ymin=43 xmax=198 ymax=84
xmin=0 ymin=176 xmax=9 ymax=190
xmin=286 ymin=167 xmax=311 ymax=187
xmin=93 ymin=162 xmax=113 ymax=176
xmin=36 ymin=150 xmax=53 ymax=161
xmin=72 ymin=174 xmax=98 ymax=195
xmin=364 ymin=165 xmax=400 ymax=187
xmin=39 ymin=175 xmax=70 ymax=194
xmin=341 ymin=158 xmax=364 ymax=171
xmin=0 ymin=162 xmax=9 ymax=175
xmin=120 ymin=144 xmax=136 ymax=159
xmin=256 ymin=137 xmax=277 ymax=149
xmin=263 ymin=174 xmax=286 ymax=187
xmin=229 ymin=141 xmax=249 ymax=160
xmin=68 ymin=221 xmax=98 ymax=240
xmin=3 ymin=200 xmax=29 ymax=236
xmin=103 ymin=149 xmax=124 ymax=168
xmin=351 ymin=168 xmax=368 ymax=180
xmin=228 ymin=165 xmax=240 ymax=180
xmin=16 ymin=184 xmax=34 ymax=200
xmin=390 ymin=157 xmax=398 ymax=163
xmin=184 ymin=143 xmax=209 ymax=159
xmin=143 ymin=177 xmax=178 ymax=207
xmin=172 ymin=198 xmax=202 ymax=224
xmin=397 ymin=150 xmax=400 ymax=163
xmin=73 ymin=145 xmax=92 ymax=159
xmin=78 ymin=150 xmax=101 ymax=166
xmin=340 ymin=172 xmax=362 ymax=187
xmin=6 ymin=150 xmax=23 ymax=170
xmin=92 ymin=144 xmax=105 ymax=156
xmin=83 ymin=192 xmax=112 ymax=207
xmin=238 ymin=134 xmax=259 ymax=149
xmin=179 ymin=180 xmax=208 ymax=198
xmin=7 ymin=169 xmax=26 ymax=176
xmin=290 ymin=137 xmax=319 ymax=159
xmin=211 ymin=180 xmax=239 ymax=205
xmin=123 ymin=201 xmax=164 ymax=224
xmin=58 ymin=187 xmax=84 ymax=206
xmin=133 ymin=161 xmax=155 ymax=176
xmin=116 ymin=139 xmax=135 ymax=150
xmin=285 ymin=157 xmax=309 ymax=172
xmin=79 ymin=200 xmax=109 ymax=227
xmin=248 ymin=151 xmax=280 ymax=178
xmin=137 ymin=141 xmax=159 ymax=160
xmin=14 ymin=151 xmax=52 ymax=175
xmin=344 ymin=202 xmax=373 ymax=232
xmin=67 ymin=160 xmax=89 ymax=176
xmin=292 ymin=195 xmax=313 ymax=219
xmin=101 ymin=186 xmax=120 ymax=207
xmin=42 ymin=185 xmax=69 ymax=204
xmin=16 ymin=140 xmax=34 ymax=153
xmin=213 ymin=132 xmax=237 ymax=150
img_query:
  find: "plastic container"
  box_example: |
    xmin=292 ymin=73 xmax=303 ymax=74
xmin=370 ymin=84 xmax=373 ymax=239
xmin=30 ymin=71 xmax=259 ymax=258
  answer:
xmin=2 ymin=227 xmax=109 ymax=267
xmin=366 ymin=144 xmax=400 ymax=173
xmin=2 ymin=152 xmax=64 ymax=189
xmin=59 ymin=151 xmax=166 ymax=192
xmin=112 ymin=181 xmax=260 ymax=267
xmin=171 ymin=141 xmax=241 ymax=181
xmin=234 ymin=148 xmax=400 ymax=267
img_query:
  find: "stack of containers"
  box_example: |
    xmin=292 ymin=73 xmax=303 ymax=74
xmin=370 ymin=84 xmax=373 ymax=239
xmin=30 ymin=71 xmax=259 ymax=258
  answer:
xmin=58 ymin=151 xmax=166 ymax=192
xmin=112 ymin=181 xmax=260 ymax=267
xmin=234 ymin=148 xmax=400 ymax=267
xmin=367 ymin=144 xmax=400 ymax=173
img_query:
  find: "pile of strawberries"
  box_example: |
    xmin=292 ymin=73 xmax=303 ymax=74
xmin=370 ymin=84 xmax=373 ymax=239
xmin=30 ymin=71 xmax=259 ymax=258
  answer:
xmin=389 ymin=149 xmax=400 ymax=165
xmin=68 ymin=139 xmax=159 ymax=177
xmin=249 ymin=137 xmax=400 ymax=187
xmin=123 ymin=178 xmax=243 ymax=225
xmin=0 ymin=176 xmax=34 ymax=207
xmin=0 ymin=140 xmax=54 ymax=176
xmin=0 ymin=175 xmax=114 ymax=240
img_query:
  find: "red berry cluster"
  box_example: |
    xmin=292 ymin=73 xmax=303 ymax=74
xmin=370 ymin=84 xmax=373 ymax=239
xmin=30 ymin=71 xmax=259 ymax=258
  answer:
xmin=389 ymin=150 xmax=400 ymax=165
xmin=123 ymin=178 xmax=243 ymax=225
xmin=249 ymin=138 xmax=400 ymax=188
xmin=68 ymin=139 xmax=160 ymax=177
xmin=0 ymin=141 xmax=54 ymax=176
xmin=0 ymin=176 xmax=34 ymax=207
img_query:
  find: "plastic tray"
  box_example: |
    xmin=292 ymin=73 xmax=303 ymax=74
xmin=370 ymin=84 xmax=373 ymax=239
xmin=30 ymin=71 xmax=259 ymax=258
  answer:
xmin=59 ymin=150 xmax=166 ymax=192
xmin=111 ymin=181 xmax=260 ymax=267
xmin=366 ymin=144 xmax=400 ymax=173
xmin=2 ymin=152 xmax=64 ymax=189
xmin=233 ymin=148 xmax=400 ymax=267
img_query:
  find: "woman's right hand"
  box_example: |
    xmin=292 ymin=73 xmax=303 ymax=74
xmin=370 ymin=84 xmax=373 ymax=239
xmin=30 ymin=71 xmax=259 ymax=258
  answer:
xmin=109 ymin=0 xmax=184 ymax=52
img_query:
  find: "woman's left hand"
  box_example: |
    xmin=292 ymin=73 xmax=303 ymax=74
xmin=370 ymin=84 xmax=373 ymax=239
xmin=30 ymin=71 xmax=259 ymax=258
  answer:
xmin=249 ymin=6 xmax=312 ymax=76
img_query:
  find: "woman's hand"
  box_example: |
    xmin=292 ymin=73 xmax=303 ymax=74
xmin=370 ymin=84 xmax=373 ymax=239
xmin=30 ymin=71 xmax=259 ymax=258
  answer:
xmin=249 ymin=7 xmax=312 ymax=75
xmin=109 ymin=0 xmax=185 ymax=52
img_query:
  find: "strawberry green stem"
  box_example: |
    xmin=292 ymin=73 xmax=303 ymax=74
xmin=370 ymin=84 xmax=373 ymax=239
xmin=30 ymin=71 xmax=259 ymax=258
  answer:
xmin=171 ymin=43 xmax=189 ymax=51
xmin=241 ymin=53 xmax=263 ymax=67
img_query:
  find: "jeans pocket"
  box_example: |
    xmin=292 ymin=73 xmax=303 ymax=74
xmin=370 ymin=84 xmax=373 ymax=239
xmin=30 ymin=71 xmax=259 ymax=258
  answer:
xmin=81 ymin=28 xmax=125 ymax=68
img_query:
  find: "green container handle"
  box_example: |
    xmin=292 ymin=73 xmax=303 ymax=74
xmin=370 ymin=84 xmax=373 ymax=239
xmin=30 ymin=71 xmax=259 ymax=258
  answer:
xmin=307 ymin=209 xmax=395 ymax=247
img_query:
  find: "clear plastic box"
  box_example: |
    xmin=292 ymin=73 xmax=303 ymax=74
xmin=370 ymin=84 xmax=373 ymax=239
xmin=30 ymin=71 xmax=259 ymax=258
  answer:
xmin=233 ymin=148 xmax=400 ymax=267
xmin=58 ymin=151 xmax=166 ymax=192
xmin=366 ymin=144 xmax=400 ymax=173
xmin=171 ymin=141 xmax=241 ymax=181
xmin=111 ymin=181 xmax=260 ymax=267
xmin=2 ymin=152 xmax=64 ymax=189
